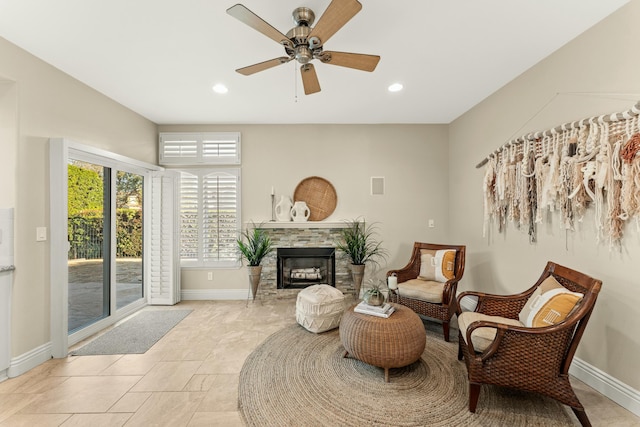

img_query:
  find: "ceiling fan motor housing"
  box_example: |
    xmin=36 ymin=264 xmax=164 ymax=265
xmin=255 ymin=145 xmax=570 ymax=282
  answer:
xmin=286 ymin=9 xmax=317 ymax=65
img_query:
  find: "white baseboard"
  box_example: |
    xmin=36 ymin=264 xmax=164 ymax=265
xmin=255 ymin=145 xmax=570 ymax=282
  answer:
xmin=570 ymin=357 xmax=640 ymax=418
xmin=0 ymin=369 xmax=7 ymax=382
xmin=7 ymin=342 xmax=52 ymax=378
xmin=181 ymin=289 xmax=248 ymax=301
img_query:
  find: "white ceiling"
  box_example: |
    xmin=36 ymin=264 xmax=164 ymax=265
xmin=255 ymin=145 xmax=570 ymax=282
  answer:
xmin=0 ymin=0 xmax=629 ymax=124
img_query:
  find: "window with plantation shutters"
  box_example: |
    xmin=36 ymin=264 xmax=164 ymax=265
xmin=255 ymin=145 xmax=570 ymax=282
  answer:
xmin=159 ymin=132 xmax=240 ymax=165
xmin=179 ymin=168 xmax=241 ymax=267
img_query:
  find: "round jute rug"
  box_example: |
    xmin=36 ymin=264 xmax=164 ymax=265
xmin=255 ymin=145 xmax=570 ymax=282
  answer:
xmin=238 ymin=324 xmax=575 ymax=427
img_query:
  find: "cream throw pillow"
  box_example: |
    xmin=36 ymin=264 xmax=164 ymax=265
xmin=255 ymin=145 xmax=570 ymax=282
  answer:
xmin=518 ymin=276 xmax=584 ymax=327
xmin=418 ymin=249 xmax=456 ymax=282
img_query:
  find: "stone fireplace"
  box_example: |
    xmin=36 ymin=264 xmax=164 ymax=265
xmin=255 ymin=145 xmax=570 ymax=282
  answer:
xmin=256 ymin=223 xmax=352 ymax=300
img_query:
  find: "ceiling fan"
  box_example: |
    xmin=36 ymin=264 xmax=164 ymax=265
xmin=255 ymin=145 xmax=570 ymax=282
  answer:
xmin=226 ymin=0 xmax=380 ymax=95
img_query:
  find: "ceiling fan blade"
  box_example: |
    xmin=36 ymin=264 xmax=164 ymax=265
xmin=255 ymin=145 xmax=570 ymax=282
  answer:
xmin=227 ymin=4 xmax=292 ymax=48
xmin=320 ymin=51 xmax=380 ymax=72
xmin=307 ymin=0 xmax=362 ymax=48
xmin=236 ymin=57 xmax=292 ymax=76
xmin=300 ymin=64 xmax=321 ymax=95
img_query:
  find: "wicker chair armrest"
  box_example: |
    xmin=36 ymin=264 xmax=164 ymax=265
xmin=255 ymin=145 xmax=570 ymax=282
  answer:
xmin=465 ymin=320 xmax=503 ymax=361
xmin=457 ymin=290 xmax=529 ymax=318
xmin=466 ymin=320 xmax=575 ymax=363
xmin=442 ymin=279 xmax=459 ymax=304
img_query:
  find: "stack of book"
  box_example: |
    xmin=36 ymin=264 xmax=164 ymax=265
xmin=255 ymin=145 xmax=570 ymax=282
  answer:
xmin=354 ymin=301 xmax=395 ymax=318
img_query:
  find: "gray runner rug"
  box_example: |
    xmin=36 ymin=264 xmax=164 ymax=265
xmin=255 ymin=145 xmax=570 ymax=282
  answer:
xmin=71 ymin=309 xmax=192 ymax=355
xmin=239 ymin=324 xmax=575 ymax=427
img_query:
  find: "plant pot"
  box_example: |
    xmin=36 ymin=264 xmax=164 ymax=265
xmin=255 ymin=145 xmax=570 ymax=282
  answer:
xmin=364 ymin=292 xmax=384 ymax=306
xmin=247 ymin=265 xmax=262 ymax=300
xmin=350 ymin=264 xmax=366 ymax=298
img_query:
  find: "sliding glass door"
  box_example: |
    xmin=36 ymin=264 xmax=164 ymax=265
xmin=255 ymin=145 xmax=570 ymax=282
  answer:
xmin=67 ymin=160 xmax=110 ymax=332
xmin=67 ymin=159 xmax=144 ymax=334
xmin=115 ymin=171 xmax=144 ymax=309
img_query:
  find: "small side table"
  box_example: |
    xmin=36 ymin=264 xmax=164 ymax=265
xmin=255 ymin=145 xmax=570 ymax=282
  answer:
xmin=339 ymin=303 xmax=426 ymax=382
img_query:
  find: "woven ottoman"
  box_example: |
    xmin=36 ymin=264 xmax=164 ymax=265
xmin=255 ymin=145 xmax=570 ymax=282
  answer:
xmin=296 ymin=284 xmax=346 ymax=333
xmin=340 ymin=303 xmax=426 ymax=382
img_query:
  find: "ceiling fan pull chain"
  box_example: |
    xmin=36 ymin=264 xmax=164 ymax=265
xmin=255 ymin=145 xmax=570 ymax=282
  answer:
xmin=294 ymin=62 xmax=299 ymax=103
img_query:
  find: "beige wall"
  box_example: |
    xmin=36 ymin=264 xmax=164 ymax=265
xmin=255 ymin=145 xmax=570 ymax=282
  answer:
xmin=0 ymin=80 xmax=17 ymax=208
xmin=0 ymin=36 xmax=157 ymax=357
xmin=449 ymin=1 xmax=640 ymax=391
xmin=159 ymin=124 xmax=451 ymax=290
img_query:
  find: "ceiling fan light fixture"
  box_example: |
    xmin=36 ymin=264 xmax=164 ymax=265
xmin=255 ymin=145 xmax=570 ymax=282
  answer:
xmin=295 ymin=46 xmax=313 ymax=64
xmin=212 ymin=83 xmax=229 ymax=94
xmin=388 ymin=83 xmax=403 ymax=92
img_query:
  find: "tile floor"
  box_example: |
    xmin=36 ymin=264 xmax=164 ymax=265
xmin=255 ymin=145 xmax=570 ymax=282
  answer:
xmin=0 ymin=298 xmax=638 ymax=426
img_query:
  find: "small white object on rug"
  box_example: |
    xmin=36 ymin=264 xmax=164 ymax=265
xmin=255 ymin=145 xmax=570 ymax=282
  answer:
xmin=296 ymin=284 xmax=345 ymax=333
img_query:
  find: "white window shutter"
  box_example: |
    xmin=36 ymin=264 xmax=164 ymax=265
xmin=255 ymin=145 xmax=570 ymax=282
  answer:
xmin=149 ymin=170 xmax=181 ymax=305
xmin=179 ymin=171 xmax=199 ymax=264
xmin=202 ymin=172 xmax=239 ymax=264
xmin=177 ymin=169 xmax=241 ymax=268
xmin=159 ymin=132 xmax=240 ymax=165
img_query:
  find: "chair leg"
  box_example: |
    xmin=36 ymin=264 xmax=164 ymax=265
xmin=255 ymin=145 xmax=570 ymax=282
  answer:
xmin=469 ymin=383 xmax=481 ymax=412
xmin=457 ymin=340 xmax=463 ymax=361
xmin=571 ymin=407 xmax=592 ymax=427
xmin=442 ymin=321 xmax=450 ymax=342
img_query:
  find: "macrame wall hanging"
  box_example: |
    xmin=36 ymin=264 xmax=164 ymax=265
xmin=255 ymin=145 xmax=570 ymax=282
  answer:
xmin=477 ymin=101 xmax=640 ymax=249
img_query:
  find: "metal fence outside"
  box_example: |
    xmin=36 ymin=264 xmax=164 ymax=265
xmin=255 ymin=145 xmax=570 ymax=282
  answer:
xmin=68 ymin=213 xmax=142 ymax=260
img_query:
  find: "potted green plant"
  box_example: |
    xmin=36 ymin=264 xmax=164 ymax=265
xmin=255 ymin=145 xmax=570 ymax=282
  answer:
xmin=335 ymin=218 xmax=387 ymax=298
xmin=237 ymin=223 xmax=274 ymax=300
xmin=363 ymin=279 xmax=386 ymax=306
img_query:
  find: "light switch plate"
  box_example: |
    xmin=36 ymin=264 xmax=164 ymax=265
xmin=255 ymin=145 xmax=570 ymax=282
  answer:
xmin=36 ymin=227 xmax=47 ymax=241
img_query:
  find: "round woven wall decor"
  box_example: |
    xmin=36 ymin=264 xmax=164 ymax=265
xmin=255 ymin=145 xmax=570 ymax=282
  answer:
xmin=293 ymin=176 xmax=337 ymax=221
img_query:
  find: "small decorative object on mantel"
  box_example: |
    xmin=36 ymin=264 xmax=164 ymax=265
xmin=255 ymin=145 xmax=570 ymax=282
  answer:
xmin=293 ymin=176 xmax=337 ymax=221
xmin=237 ymin=222 xmax=274 ymax=301
xmin=275 ymin=195 xmax=293 ymax=221
xmin=290 ymin=201 xmax=310 ymax=222
xmin=270 ymin=187 xmax=276 ymax=221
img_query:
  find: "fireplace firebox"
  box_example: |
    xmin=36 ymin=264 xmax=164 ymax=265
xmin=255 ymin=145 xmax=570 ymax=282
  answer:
xmin=277 ymin=247 xmax=336 ymax=289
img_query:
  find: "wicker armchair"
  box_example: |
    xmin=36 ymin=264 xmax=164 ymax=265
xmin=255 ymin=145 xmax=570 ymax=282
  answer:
xmin=456 ymin=261 xmax=602 ymax=427
xmin=387 ymin=242 xmax=466 ymax=341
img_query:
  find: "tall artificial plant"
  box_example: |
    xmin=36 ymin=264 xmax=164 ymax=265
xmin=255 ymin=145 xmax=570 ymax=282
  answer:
xmin=335 ymin=219 xmax=387 ymax=266
xmin=237 ymin=223 xmax=274 ymax=266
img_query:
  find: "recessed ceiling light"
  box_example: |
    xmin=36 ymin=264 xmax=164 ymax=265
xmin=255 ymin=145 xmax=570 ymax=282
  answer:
xmin=212 ymin=84 xmax=228 ymax=94
xmin=388 ymin=83 xmax=403 ymax=92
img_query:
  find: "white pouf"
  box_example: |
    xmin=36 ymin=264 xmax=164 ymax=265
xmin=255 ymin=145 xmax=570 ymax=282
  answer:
xmin=296 ymin=284 xmax=346 ymax=333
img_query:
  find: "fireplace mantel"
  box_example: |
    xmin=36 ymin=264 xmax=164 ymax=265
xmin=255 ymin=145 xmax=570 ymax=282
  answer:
xmin=248 ymin=221 xmax=350 ymax=229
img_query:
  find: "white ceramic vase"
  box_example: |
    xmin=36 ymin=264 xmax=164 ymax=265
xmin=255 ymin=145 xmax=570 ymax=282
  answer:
xmin=275 ymin=195 xmax=293 ymax=221
xmin=290 ymin=201 xmax=310 ymax=222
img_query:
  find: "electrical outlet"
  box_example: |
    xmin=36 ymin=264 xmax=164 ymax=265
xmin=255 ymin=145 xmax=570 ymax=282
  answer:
xmin=207 ymin=272 xmax=213 ymax=281
xmin=428 ymin=219 xmax=435 ymax=228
